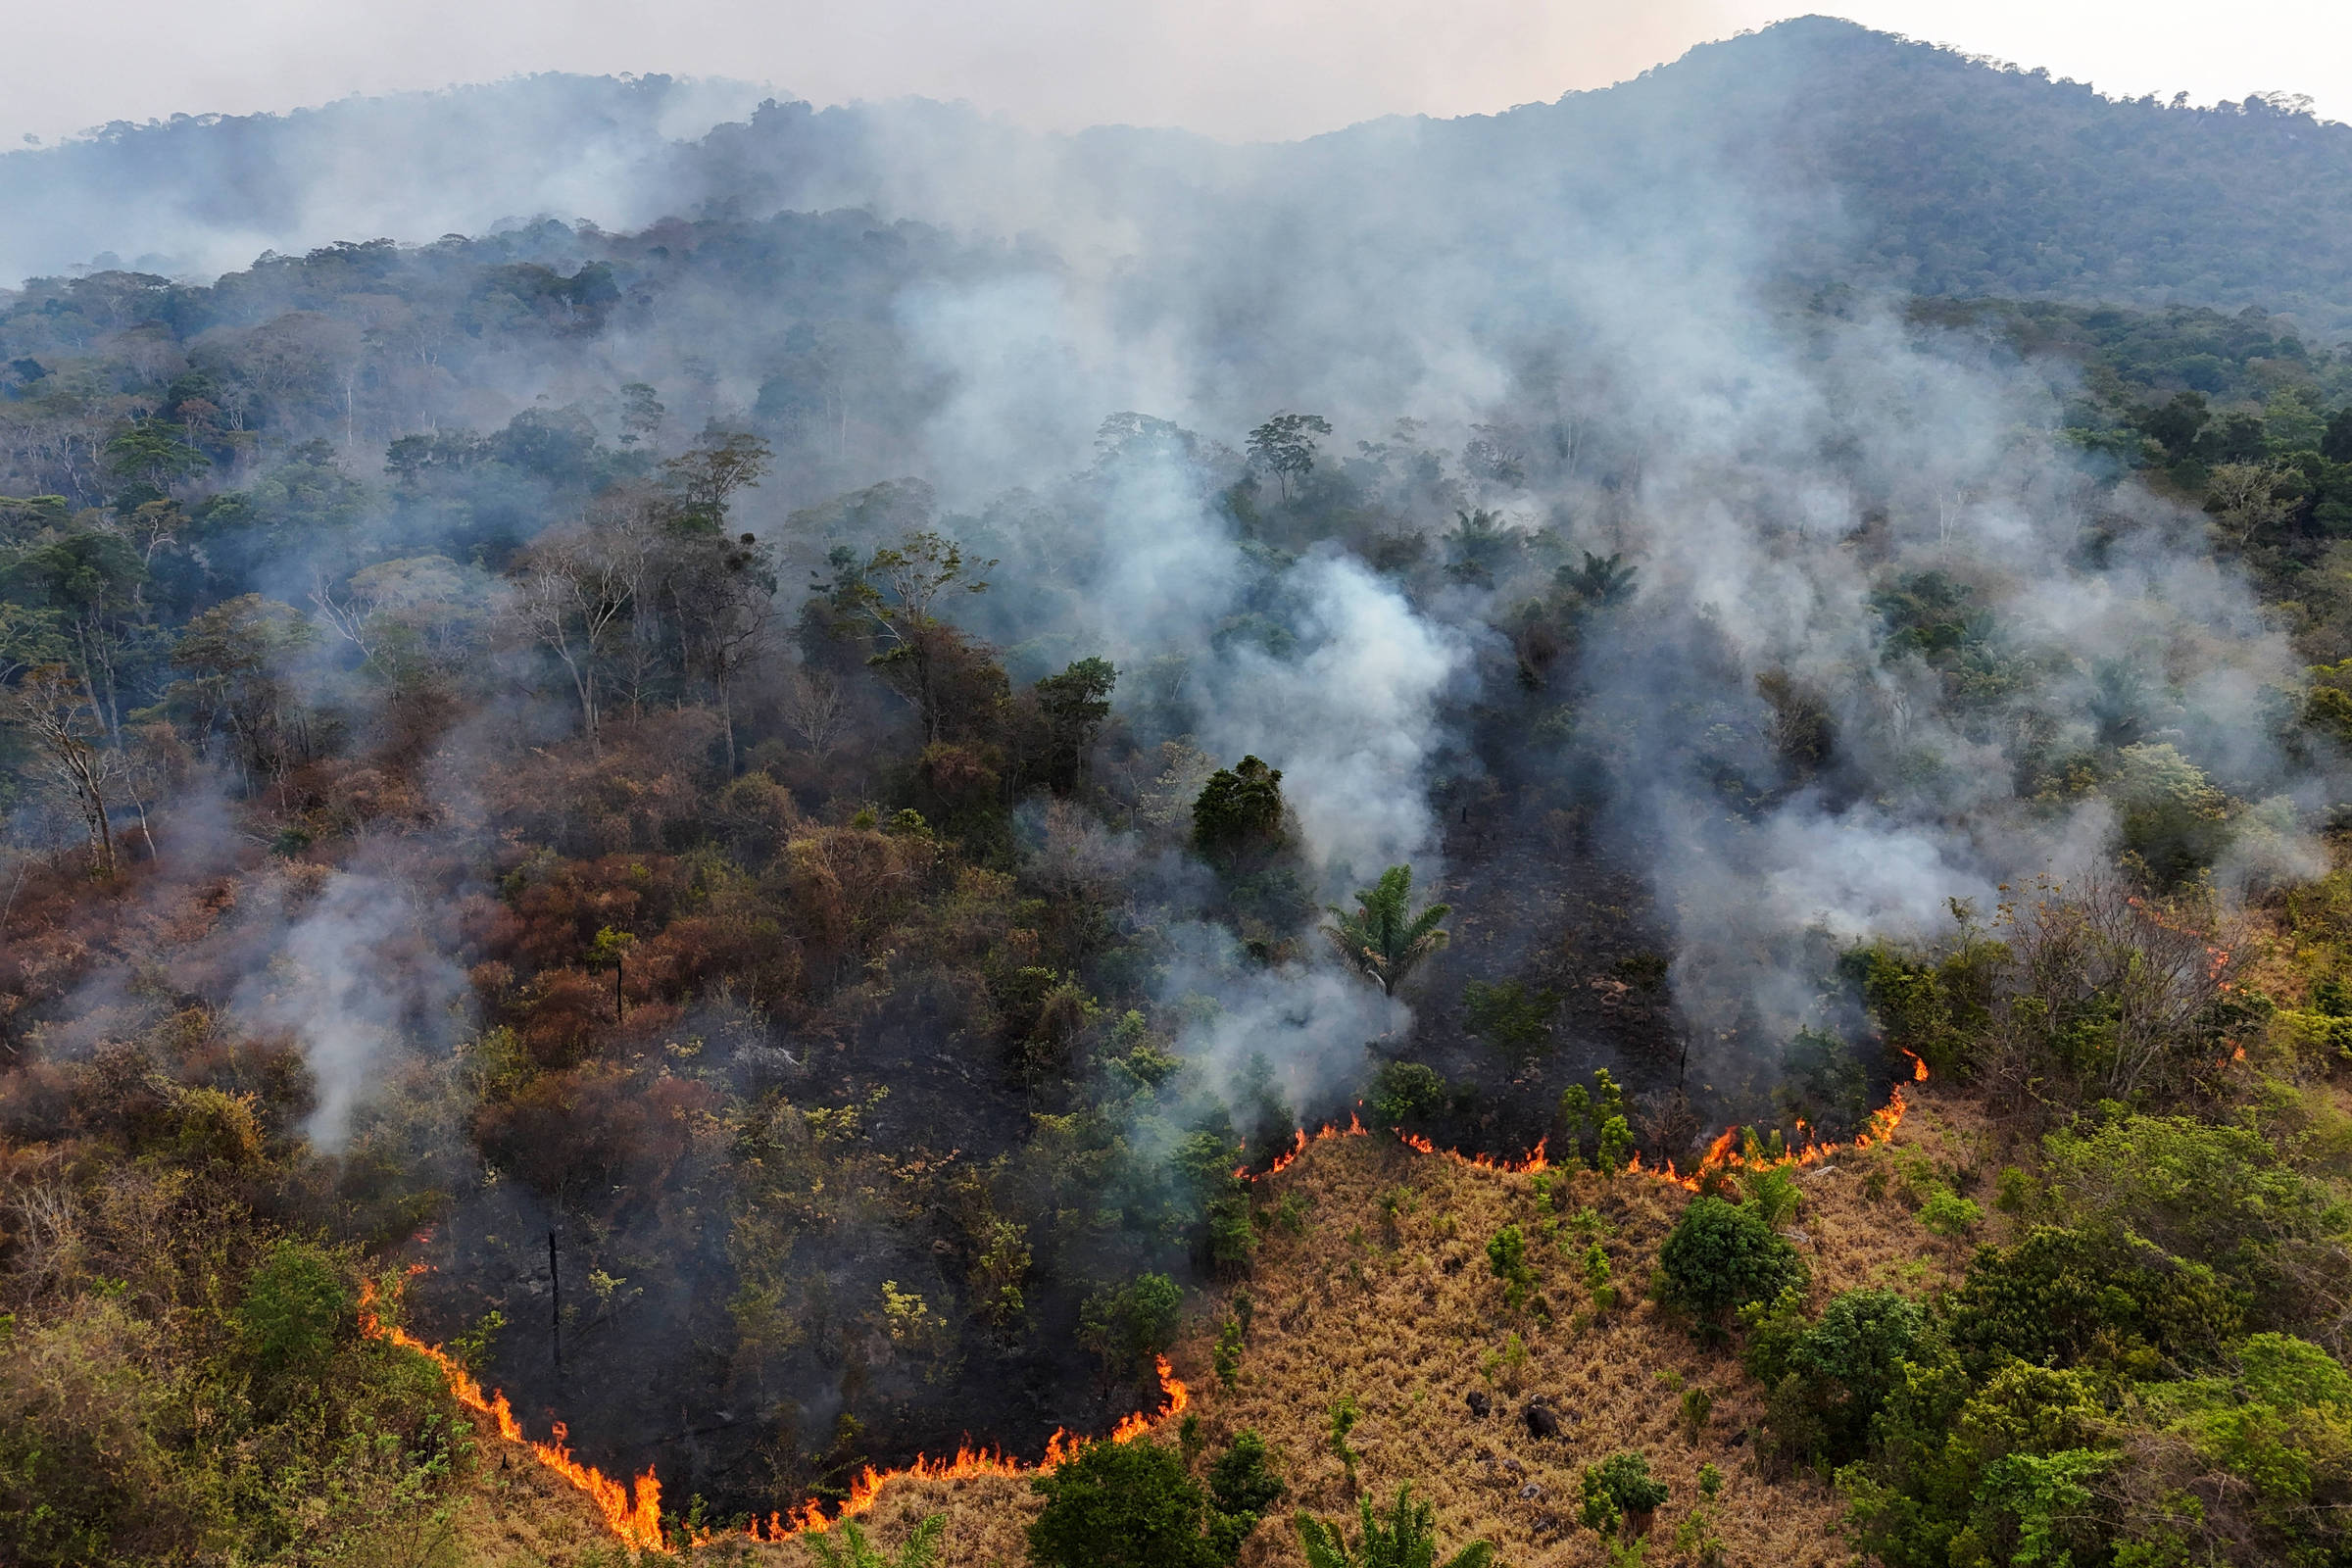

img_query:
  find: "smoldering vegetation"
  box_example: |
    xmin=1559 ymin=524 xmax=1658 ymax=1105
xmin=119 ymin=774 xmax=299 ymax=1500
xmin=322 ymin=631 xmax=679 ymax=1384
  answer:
xmin=5 ymin=16 xmax=2352 ymax=1553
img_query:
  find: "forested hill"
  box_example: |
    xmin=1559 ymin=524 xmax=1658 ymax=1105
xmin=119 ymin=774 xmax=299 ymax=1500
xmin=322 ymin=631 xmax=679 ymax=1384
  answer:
xmin=11 ymin=17 xmax=2352 ymax=324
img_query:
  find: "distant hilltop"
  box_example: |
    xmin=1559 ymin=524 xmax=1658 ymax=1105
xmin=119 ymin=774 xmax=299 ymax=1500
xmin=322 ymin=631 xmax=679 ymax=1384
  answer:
xmin=9 ymin=18 xmax=2352 ymax=324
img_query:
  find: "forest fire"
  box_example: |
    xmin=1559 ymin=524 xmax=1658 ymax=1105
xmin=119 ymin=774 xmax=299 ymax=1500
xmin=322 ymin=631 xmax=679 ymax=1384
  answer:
xmin=1381 ymin=1075 xmax=1915 ymax=1193
xmin=363 ymin=1074 xmax=1914 ymax=1554
xmin=360 ymin=1266 xmax=1188 ymax=1554
xmin=1238 ymin=1113 xmax=1369 ymax=1179
xmin=356 ymin=1271 xmax=668 ymax=1552
xmin=711 ymin=1355 xmax=1191 ymax=1544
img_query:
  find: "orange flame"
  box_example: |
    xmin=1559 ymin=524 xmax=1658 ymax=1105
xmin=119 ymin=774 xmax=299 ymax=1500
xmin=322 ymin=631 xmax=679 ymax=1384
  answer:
xmin=1902 ymin=1049 xmax=1930 ymax=1082
xmin=1237 ymin=1115 xmax=1372 ymax=1180
xmin=358 ymin=1275 xmax=667 ymax=1552
xmin=710 ymin=1355 xmax=1188 ymax=1544
xmin=366 ymin=1069 xmax=1919 ymax=1553
xmin=359 ymin=1273 xmax=1189 ymax=1555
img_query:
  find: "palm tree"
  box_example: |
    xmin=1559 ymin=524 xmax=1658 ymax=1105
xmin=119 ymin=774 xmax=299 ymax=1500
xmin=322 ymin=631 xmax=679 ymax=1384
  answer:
xmin=1324 ymin=865 xmax=1450 ymax=997
xmin=1296 ymin=1485 xmax=1494 ymax=1568
xmin=804 ymin=1514 xmax=947 ymax=1568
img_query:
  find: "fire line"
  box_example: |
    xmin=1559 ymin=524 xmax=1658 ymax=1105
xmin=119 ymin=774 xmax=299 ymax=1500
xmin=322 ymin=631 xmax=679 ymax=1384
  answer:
xmin=366 ymin=1073 xmax=1918 ymax=1551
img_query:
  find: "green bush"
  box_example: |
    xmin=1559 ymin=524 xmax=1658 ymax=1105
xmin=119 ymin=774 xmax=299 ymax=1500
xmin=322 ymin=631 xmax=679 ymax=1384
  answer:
xmin=1368 ymin=1060 xmax=1447 ymax=1130
xmin=1028 ymin=1440 xmax=1216 ymax=1568
xmin=1079 ymin=1274 xmax=1184 ymax=1385
xmin=1486 ymin=1224 xmax=1536 ymax=1309
xmin=1844 ymin=1359 xmax=2112 ymax=1568
xmin=1656 ymin=1197 xmax=1806 ymax=1321
xmin=1744 ymin=1286 xmax=1927 ymax=1465
xmin=237 ymin=1240 xmax=351 ymax=1383
xmin=1578 ymin=1450 xmax=1671 ymax=1537
xmin=1944 ymin=1225 xmax=2242 ymax=1376
xmin=1294 ymin=1484 xmax=1494 ymax=1568
xmin=1205 ymin=1429 xmax=1285 ymax=1562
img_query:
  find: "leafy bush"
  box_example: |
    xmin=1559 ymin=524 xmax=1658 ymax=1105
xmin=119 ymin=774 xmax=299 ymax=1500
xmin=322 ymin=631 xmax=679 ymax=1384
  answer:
xmin=1367 ymin=1060 xmax=1447 ymax=1130
xmin=1079 ymin=1274 xmax=1184 ymax=1386
xmin=805 ymin=1514 xmax=946 ymax=1568
xmin=1295 ymin=1484 xmax=1494 ymax=1568
xmin=237 ymin=1240 xmax=350 ymax=1384
xmin=1744 ymin=1286 xmax=1927 ymax=1465
xmin=1205 ymin=1430 xmax=1285 ymax=1562
xmin=1578 ymin=1450 xmax=1670 ymax=1537
xmin=1656 ymin=1197 xmax=1806 ymax=1322
xmin=1943 ymin=1225 xmax=2242 ymax=1377
xmin=1486 ymin=1224 xmax=1536 ymax=1309
xmin=1844 ymin=1359 xmax=2112 ymax=1568
xmin=1028 ymin=1441 xmax=1216 ymax=1568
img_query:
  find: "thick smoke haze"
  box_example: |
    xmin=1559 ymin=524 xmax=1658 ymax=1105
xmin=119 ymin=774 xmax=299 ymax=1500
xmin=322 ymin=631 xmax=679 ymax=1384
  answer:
xmin=6 ymin=17 xmax=2345 ymax=1512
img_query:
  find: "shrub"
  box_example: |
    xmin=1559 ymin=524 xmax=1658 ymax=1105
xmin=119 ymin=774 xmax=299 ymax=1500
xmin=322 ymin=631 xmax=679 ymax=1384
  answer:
xmin=1213 ymin=1318 xmax=1244 ymax=1390
xmin=1656 ymin=1197 xmax=1806 ymax=1321
xmin=1368 ymin=1060 xmax=1447 ymax=1130
xmin=1294 ymin=1485 xmax=1494 ymax=1568
xmin=805 ymin=1514 xmax=946 ymax=1568
xmin=1079 ymin=1274 xmax=1184 ymax=1386
xmin=1486 ymin=1224 xmax=1536 ymax=1309
xmin=1326 ymin=1395 xmax=1361 ymax=1486
xmin=1583 ymin=1241 xmax=1618 ymax=1313
xmin=1579 ymin=1451 xmax=1670 ymax=1537
xmin=1845 ymin=1359 xmax=2111 ymax=1568
xmin=1918 ymin=1186 xmax=1983 ymax=1248
xmin=1028 ymin=1441 xmax=1216 ymax=1568
xmin=237 ymin=1240 xmax=349 ymax=1383
xmin=1744 ymin=1286 xmax=1927 ymax=1465
xmin=1205 ymin=1430 xmax=1285 ymax=1562
xmin=1741 ymin=1161 xmax=1803 ymax=1232
xmin=1944 ymin=1225 xmax=2242 ymax=1376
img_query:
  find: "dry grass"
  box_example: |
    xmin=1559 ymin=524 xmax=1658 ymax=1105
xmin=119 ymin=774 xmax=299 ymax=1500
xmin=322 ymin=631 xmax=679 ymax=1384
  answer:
xmin=476 ymin=1095 xmax=1987 ymax=1568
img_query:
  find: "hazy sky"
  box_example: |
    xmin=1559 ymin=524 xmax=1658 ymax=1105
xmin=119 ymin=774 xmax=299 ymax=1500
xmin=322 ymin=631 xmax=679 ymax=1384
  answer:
xmin=9 ymin=0 xmax=2351 ymax=147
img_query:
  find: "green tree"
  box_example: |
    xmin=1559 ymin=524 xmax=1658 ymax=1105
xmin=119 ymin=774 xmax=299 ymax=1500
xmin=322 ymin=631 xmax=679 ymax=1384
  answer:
xmin=659 ymin=429 xmax=771 ymax=532
xmin=1246 ymin=413 xmax=1332 ymax=502
xmin=1367 ymin=1060 xmax=1447 ymax=1131
xmin=1035 ymin=656 xmax=1117 ymax=793
xmin=1578 ymin=1451 xmax=1670 ymax=1538
xmin=1557 ymin=550 xmax=1639 ymax=607
xmin=1656 ymin=1196 xmax=1806 ymax=1322
xmin=1028 ymin=1441 xmax=1217 ymax=1568
xmin=1079 ymin=1273 xmax=1184 ymax=1388
xmin=1486 ymin=1225 xmax=1536 ymax=1310
xmin=1206 ymin=1430 xmax=1286 ymax=1561
xmin=238 ymin=1241 xmax=349 ymax=1383
xmin=844 ymin=530 xmax=997 ymax=743
xmin=1294 ymin=1484 xmax=1494 ymax=1568
xmin=1327 ymin=1394 xmax=1361 ymax=1488
xmin=1325 ymin=865 xmax=1450 ymax=998
xmin=1192 ymin=755 xmax=1288 ymax=862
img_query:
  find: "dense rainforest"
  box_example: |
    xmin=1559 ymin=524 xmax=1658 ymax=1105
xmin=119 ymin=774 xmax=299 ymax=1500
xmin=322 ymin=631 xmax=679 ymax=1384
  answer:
xmin=6 ymin=18 xmax=2352 ymax=1568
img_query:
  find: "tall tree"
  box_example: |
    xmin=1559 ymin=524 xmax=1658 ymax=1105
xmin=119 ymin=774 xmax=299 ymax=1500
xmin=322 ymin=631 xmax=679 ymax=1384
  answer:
xmin=844 ymin=530 xmax=995 ymax=743
xmin=1246 ymin=414 xmax=1333 ymax=502
xmin=1325 ymin=865 xmax=1450 ymax=997
xmin=2 ymin=662 xmax=122 ymax=876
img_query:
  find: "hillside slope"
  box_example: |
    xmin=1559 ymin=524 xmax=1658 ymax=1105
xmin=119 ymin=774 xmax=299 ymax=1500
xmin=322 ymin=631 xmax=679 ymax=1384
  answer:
xmin=439 ymin=1092 xmax=1992 ymax=1567
xmin=13 ymin=20 xmax=2352 ymax=323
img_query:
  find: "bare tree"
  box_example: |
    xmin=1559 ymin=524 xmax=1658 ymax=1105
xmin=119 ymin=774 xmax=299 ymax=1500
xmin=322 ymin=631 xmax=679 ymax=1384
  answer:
xmin=783 ymin=667 xmax=847 ymax=760
xmin=2 ymin=663 xmax=122 ymax=876
xmin=510 ymin=521 xmax=656 ymax=753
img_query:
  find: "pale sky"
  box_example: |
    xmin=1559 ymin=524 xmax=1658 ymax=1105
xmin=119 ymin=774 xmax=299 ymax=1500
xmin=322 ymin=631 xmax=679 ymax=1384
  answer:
xmin=6 ymin=0 xmax=2350 ymax=148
